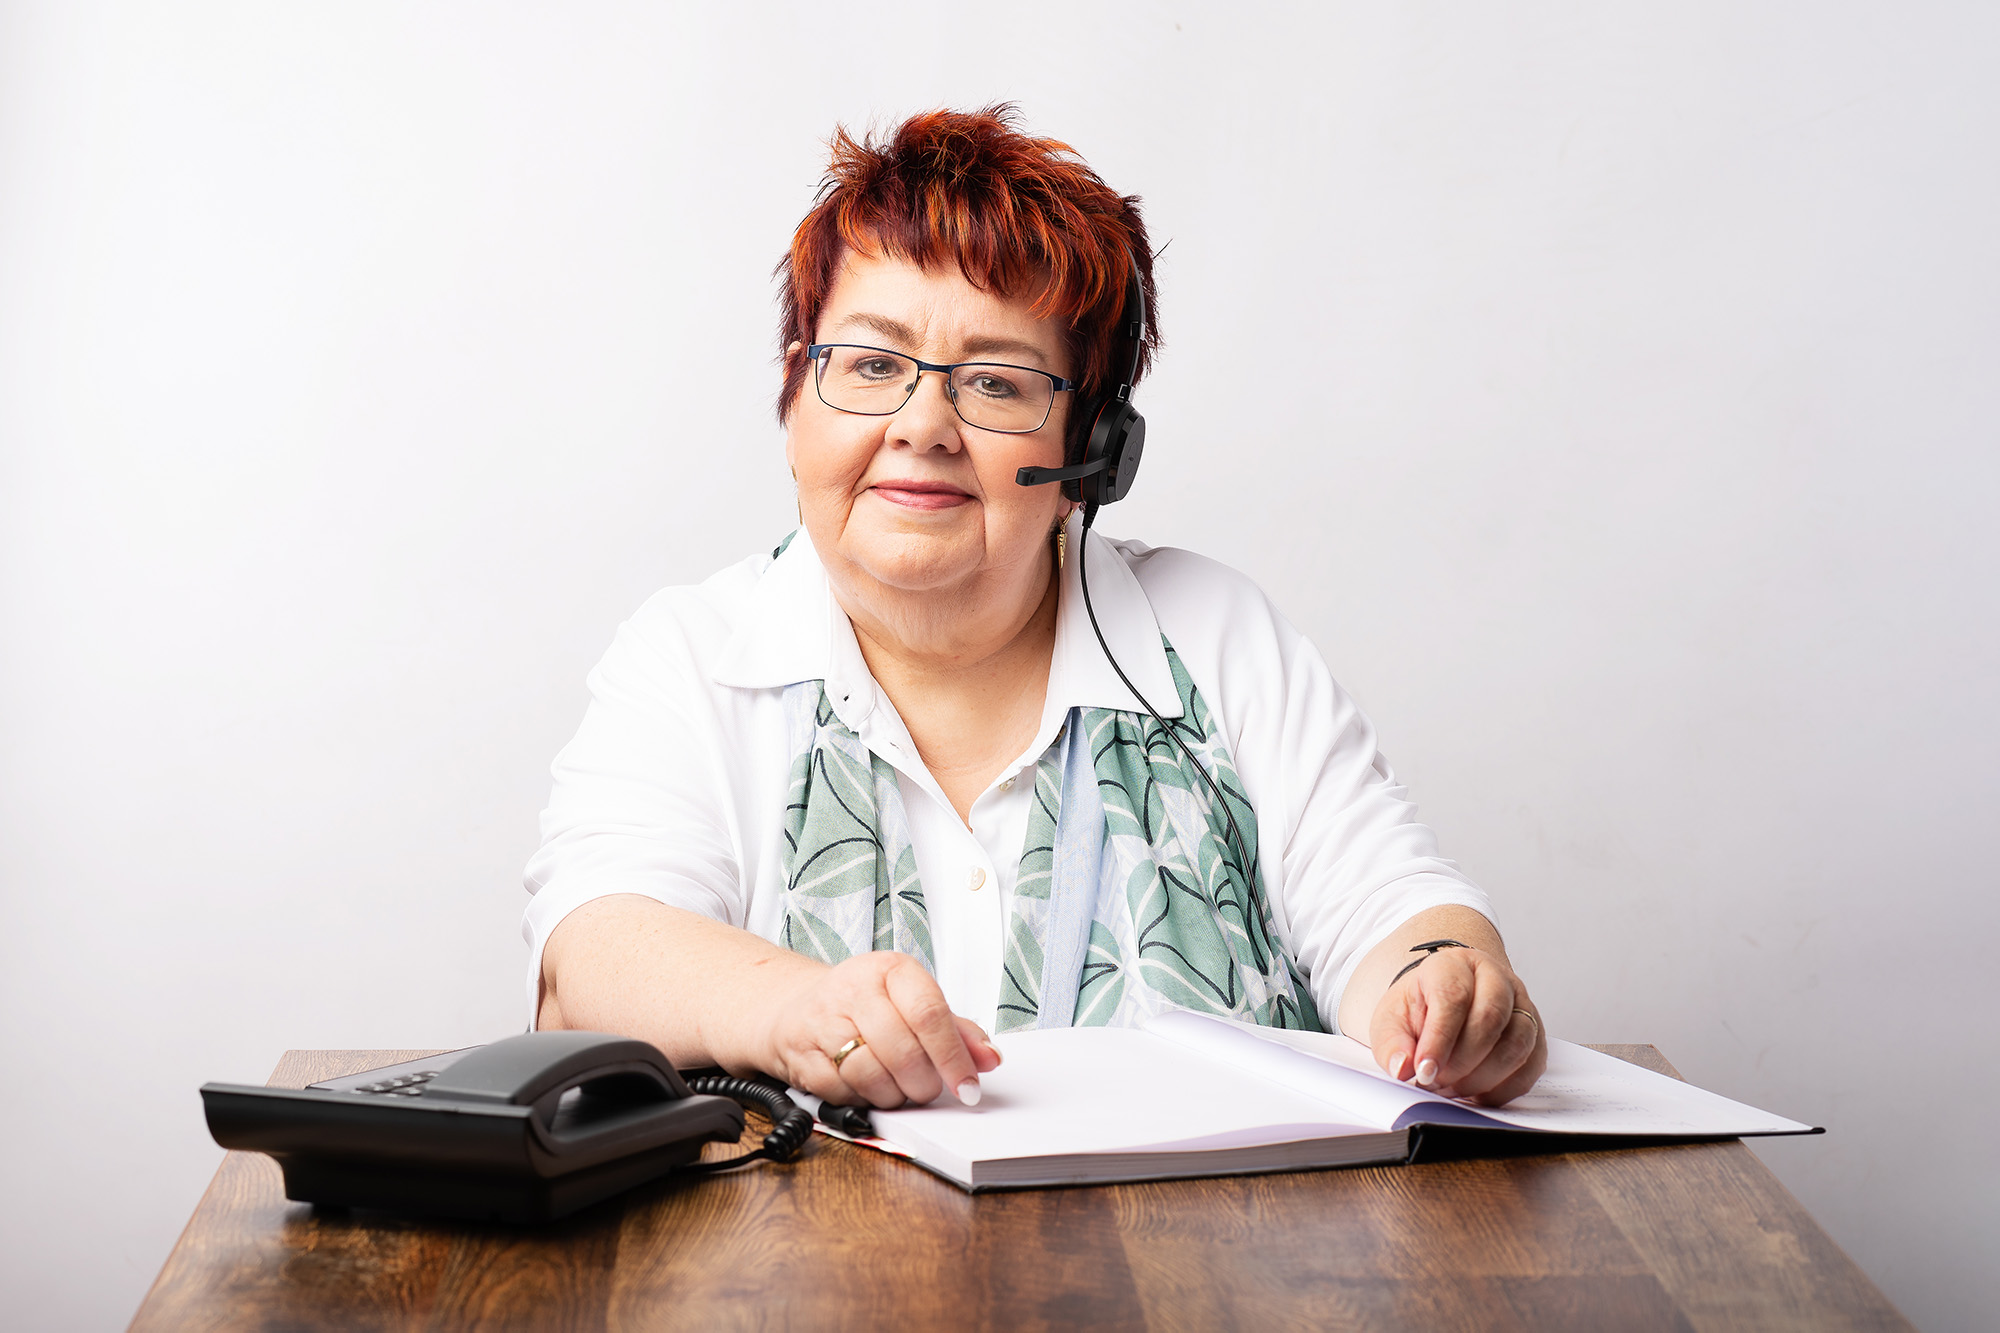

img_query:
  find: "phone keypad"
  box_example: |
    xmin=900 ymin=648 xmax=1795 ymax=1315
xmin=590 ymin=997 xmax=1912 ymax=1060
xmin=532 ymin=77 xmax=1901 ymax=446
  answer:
xmin=352 ymin=1070 xmax=439 ymax=1097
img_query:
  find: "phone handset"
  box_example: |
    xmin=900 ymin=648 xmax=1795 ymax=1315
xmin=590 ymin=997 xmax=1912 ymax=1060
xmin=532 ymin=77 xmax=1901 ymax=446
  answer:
xmin=424 ymin=1032 xmax=691 ymax=1137
xmin=425 ymin=1030 xmax=813 ymax=1168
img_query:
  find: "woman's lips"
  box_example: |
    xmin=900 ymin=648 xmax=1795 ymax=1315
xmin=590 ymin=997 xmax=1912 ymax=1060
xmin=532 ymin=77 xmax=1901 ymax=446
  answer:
xmin=870 ymin=481 xmax=974 ymax=511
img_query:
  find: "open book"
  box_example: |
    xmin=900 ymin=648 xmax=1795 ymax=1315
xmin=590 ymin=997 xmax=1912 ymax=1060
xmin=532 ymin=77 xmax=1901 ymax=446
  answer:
xmin=850 ymin=1011 xmax=1817 ymax=1191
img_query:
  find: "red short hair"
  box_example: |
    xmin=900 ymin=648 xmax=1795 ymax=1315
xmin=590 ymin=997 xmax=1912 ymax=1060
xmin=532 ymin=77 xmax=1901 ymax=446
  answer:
xmin=776 ymin=105 xmax=1157 ymax=461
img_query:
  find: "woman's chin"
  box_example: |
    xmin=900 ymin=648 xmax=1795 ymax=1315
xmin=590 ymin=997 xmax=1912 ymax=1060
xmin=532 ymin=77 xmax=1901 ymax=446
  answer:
xmin=841 ymin=529 xmax=984 ymax=594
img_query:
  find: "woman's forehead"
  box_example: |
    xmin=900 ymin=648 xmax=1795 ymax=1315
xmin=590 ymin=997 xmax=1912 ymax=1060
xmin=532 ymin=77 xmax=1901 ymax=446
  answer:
xmin=821 ymin=250 xmax=1066 ymax=366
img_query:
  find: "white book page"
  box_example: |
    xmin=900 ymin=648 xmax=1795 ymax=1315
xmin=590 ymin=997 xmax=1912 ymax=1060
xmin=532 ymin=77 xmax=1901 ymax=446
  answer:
xmin=868 ymin=1027 xmax=1383 ymax=1172
xmin=1142 ymin=1010 xmax=1435 ymax=1130
xmin=1155 ymin=1013 xmax=1815 ymax=1137
xmin=1456 ymin=1041 xmax=1816 ymax=1135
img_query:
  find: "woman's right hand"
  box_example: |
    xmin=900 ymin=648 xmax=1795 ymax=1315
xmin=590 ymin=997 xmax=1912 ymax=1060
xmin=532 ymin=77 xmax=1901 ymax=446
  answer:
xmin=761 ymin=951 xmax=1002 ymax=1109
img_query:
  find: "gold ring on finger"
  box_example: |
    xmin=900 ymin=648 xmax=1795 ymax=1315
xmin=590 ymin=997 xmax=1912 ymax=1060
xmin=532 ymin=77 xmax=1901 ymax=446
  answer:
xmin=1511 ymin=1007 xmax=1539 ymax=1035
xmin=830 ymin=1036 xmax=865 ymax=1069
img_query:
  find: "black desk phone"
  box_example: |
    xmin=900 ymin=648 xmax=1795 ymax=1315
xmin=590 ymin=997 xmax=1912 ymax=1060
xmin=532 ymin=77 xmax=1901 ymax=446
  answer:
xmin=202 ymin=1031 xmax=811 ymax=1223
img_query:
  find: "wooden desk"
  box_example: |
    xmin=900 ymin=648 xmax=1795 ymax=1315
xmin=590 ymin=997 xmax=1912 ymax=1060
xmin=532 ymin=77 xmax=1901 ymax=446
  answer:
xmin=134 ymin=1046 xmax=1907 ymax=1331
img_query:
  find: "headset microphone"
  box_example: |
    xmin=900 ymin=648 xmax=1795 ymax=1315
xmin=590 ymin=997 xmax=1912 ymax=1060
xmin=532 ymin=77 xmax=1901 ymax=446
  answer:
xmin=1014 ymin=457 xmax=1107 ymax=487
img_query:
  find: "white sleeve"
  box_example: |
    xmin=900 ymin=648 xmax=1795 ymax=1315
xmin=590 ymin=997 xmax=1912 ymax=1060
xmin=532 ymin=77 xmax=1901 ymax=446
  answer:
xmin=1260 ymin=625 xmax=1496 ymax=1032
xmin=1136 ymin=548 xmax=1495 ymax=1033
xmin=520 ymin=593 xmax=749 ymax=1025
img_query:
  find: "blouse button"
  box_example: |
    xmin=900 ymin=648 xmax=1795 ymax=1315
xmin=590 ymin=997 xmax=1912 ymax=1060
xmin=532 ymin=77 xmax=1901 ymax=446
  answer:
xmin=999 ymin=776 xmax=1014 ymax=791
xmin=967 ymin=868 xmax=987 ymax=892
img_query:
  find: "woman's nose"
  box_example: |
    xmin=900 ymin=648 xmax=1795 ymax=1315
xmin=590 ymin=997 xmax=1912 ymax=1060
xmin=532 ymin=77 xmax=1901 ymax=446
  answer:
xmin=888 ymin=368 xmax=964 ymax=451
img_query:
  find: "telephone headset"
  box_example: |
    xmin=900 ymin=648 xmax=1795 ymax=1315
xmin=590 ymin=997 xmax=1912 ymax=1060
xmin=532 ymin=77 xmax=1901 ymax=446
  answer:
xmin=1016 ymin=253 xmax=1258 ymax=894
xmin=200 ymin=251 xmax=1253 ymax=1228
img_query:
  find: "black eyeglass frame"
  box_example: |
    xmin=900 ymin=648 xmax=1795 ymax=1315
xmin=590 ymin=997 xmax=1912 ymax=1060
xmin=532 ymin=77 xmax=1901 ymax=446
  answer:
xmin=804 ymin=343 xmax=1078 ymax=434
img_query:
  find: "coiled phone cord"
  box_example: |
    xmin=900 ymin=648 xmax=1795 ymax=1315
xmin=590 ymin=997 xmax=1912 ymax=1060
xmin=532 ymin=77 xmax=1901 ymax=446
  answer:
xmin=682 ymin=1075 xmax=815 ymax=1171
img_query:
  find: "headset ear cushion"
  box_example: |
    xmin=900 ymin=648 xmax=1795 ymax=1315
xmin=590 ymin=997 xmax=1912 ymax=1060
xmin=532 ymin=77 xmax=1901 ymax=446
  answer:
xmin=1087 ymin=404 xmax=1145 ymax=505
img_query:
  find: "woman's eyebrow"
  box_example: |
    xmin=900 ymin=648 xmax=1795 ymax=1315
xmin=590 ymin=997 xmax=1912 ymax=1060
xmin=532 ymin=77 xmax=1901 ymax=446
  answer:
xmin=957 ymin=334 xmax=1052 ymax=365
xmin=831 ymin=312 xmax=920 ymax=347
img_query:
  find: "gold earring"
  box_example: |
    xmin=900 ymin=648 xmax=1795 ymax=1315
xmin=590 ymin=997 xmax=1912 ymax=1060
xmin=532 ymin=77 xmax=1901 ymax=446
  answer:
xmin=1056 ymin=524 xmax=1067 ymax=570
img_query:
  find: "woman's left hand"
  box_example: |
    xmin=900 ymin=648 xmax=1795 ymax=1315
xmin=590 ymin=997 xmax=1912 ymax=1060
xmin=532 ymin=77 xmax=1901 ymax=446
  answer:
xmin=1368 ymin=945 xmax=1546 ymax=1106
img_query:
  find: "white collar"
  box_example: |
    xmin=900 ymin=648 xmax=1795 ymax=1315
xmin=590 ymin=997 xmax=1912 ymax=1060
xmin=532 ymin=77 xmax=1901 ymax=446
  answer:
xmin=709 ymin=511 xmax=1182 ymax=722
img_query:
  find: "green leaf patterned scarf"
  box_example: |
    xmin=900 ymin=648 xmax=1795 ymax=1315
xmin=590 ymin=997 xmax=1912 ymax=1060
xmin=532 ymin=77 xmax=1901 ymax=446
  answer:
xmin=777 ymin=640 xmax=1324 ymax=1035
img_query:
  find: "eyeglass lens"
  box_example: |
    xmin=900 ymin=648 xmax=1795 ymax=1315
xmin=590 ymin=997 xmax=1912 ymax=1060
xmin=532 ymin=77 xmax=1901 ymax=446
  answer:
xmin=814 ymin=346 xmax=1055 ymax=432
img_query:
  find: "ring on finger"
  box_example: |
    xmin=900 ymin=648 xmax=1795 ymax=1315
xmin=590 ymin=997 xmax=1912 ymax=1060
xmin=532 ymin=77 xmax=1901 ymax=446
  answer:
xmin=1511 ymin=1007 xmax=1539 ymax=1036
xmin=830 ymin=1036 xmax=866 ymax=1069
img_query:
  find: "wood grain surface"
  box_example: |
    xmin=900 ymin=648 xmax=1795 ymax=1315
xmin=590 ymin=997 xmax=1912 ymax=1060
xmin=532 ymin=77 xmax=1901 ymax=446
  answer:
xmin=131 ymin=1045 xmax=1909 ymax=1332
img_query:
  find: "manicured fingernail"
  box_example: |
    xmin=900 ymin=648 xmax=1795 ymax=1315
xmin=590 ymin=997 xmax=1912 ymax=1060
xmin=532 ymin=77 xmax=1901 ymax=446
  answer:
xmin=1387 ymin=1052 xmax=1406 ymax=1080
xmin=1416 ymin=1058 xmax=1439 ymax=1086
xmin=986 ymin=1042 xmax=1003 ymax=1065
xmin=957 ymin=1078 xmax=982 ymax=1106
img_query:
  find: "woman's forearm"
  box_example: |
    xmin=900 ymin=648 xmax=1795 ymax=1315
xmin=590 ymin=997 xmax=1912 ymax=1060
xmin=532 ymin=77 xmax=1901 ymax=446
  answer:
xmin=541 ymin=893 xmax=1001 ymax=1108
xmin=1334 ymin=904 xmax=1508 ymax=1036
xmin=538 ymin=894 xmax=828 ymax=1072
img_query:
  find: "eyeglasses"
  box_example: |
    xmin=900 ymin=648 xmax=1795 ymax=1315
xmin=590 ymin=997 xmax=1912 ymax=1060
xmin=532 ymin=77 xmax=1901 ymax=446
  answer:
xmin=805 ymin=344 xmax=1077 ymax=434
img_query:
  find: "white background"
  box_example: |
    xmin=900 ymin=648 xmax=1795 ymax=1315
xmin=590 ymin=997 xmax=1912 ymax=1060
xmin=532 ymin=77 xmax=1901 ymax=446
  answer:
xmin=2 ymin=3 xmax=1994 ymax=1328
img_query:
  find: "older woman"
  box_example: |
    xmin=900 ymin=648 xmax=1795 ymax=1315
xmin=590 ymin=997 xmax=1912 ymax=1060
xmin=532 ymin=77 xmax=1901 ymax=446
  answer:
xmin=526 ymin=107 xmax=1547 ymax=1111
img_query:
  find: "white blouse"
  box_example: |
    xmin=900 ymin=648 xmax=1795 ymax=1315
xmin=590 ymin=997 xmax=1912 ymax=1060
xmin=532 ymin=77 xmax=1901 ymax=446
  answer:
xmin=522 ymin=512 xmax=1494 ymax=1034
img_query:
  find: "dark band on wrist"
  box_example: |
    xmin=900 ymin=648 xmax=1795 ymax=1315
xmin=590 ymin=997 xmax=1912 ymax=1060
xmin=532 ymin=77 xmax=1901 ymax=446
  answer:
xmin=1409 ymin=939 xmax=1470 ymax=955
xmin=1390 ymin=938 xmax=1471 ymax=987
